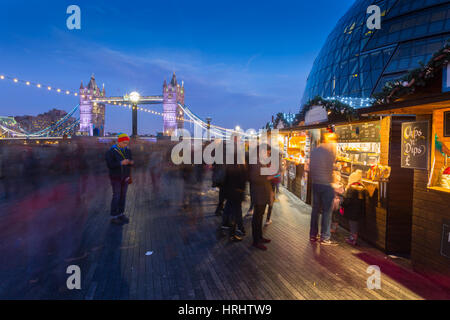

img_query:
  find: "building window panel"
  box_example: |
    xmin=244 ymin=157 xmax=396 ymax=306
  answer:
xmin=370 ymin=52 xmax=383 ymax=69
xmin=430 ymin=10 xmax=446 ymax=22
xmin=428 ymin=21 xmax=445 ymax=33
xmin=414 ymin=25 xmax=429 ymax=37
xmin=398 ymin=57 xmax=411 ymax=70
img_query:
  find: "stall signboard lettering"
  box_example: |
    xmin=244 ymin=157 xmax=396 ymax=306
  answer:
xmin=441 ymin=221 xmax=450 ymax=259
xmin=401 ymin=121 xmax=430 ymax=170
xmin=305 ymin=106 xmax=328 ymax=125
xmin=335 ymin=122 xmax=381 ymax=142
xmin=443 ymin=64 xmax=450 ymax=93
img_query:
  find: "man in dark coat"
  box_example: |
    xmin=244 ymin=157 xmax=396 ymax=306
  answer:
xmin=105 ymin=133 xmax=134 ymax=225
xmin=222 ymin=161 xmax=248 ymax=241
xmin=249 ymin=146 xmax=274 ymax=250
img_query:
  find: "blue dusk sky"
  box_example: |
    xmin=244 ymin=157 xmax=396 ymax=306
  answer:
xmin=0 ymin=0 xmax=355 ymax=134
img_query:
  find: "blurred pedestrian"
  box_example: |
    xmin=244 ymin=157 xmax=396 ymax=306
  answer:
xmin=212 ymin=162 xmax=226 ymax=216
xmin=309 ymin=132 xmax=338 ymax=246
xmin=222 ymin=156 xmax=248 ymax=241
xmin=343 ymin=170 xmax=366 ymax=246
xmin=149 ymin=145 xmax=163 ymax=196
xmin=249 ymin=145 xmax=274 ymax=251
xmin=331 ymin=170 xmax=345 ymax=234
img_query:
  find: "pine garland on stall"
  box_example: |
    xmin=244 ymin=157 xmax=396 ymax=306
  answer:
xmin=373 ymin=42 xmax=450 ymax=105
xmin=296 ymin=96 xmax=358 ymax=124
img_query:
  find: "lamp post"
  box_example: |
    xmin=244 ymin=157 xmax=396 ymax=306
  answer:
xmin=129 ymin=91 xmax=140 ymax=137
xmin=206 ymin=117 xmax=212 ymax=141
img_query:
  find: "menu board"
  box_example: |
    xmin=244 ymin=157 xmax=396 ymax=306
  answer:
xmin=335 ymin=121 xmax=381 ymax=142
xmin=401 ymin=121 xmax=429 ymax=170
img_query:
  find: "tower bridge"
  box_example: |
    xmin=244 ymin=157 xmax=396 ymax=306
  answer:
xmin=79 ymin=72 xmax=184 ymax=137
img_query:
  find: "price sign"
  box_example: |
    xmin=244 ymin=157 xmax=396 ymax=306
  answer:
xmin=401 ymin=121 xmax=429 ymax=170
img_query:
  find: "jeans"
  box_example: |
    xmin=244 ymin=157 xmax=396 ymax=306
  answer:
xmin=310 ymin=184 xmax=335 ymax=241
xmin=110 ymin=179 xmax=129 ymax=217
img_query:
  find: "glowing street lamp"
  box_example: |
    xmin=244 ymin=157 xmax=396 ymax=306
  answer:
xmin=129 ymin=91 xmax=141 ymax=104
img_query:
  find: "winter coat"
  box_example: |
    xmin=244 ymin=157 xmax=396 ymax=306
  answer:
xmin=105 ymin=144 xmax=133 ymax=181
xmin=249 ymin=163 xmax=274 ymax=206
xmin=223 ymin=164 xmax=248 ymax=202
xmin=343 ymin=183 xmax=366 ymax=221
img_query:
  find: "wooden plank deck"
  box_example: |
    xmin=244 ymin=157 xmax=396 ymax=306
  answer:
xmin=0 ymin=167 xmax=449 ymax=300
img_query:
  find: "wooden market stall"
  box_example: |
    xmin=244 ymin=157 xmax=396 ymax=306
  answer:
xmin=278 ymin=129 xmax=311 ymax=203
xmin=362 ymin=79 xmax=450 ymax=289
xmin=333 ymin=117 xmax=415 ymax=254
xmin=281 ymin=115 xmax=415 ymax=254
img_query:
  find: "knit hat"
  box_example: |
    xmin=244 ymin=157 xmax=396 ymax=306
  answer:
xmin=118 ymin=133 xmax=130 ymax=143
xmin=347 ymin=169 xmax=363 ymax=187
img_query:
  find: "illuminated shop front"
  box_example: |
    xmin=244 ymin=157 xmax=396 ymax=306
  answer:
xmin=364 ymin=66 xmax=450 ymax=289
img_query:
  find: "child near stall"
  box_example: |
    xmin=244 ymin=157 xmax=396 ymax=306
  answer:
xmin=343 ymin=170 xmax=366 ymax=246
xmin=331 ymin=170 xmax=345 ymax=234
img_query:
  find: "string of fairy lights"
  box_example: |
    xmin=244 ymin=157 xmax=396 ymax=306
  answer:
xmin=1 ymin=72 xmax=251 ymax=138
xmin=0 ymin=72 xmax=190 ymax=123
xmin=0 ymin=73 xmax=79 ymax=97
xmin=95 ymin=100 xmax=191 ymax=124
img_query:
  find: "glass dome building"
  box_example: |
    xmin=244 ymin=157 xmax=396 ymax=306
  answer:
xmin=302 ymin=0 xmax=450 ymax=108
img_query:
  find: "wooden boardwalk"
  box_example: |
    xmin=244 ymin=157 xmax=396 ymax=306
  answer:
xmin=0 ymin=167 xmax=449 ymax=300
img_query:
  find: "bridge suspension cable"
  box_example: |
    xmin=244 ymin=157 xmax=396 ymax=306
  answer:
xmin=0 ymin=104 xmax=80 ymax=138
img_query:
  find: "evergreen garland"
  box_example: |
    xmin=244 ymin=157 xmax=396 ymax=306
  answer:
xmin=296 ymin=96 xmax=358 ymax=123
xmin=373 ymin=42 xmax=450 ymax=105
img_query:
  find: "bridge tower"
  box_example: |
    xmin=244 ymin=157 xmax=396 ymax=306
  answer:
xmin=163 ymin=72 xmax=184 ymax=136
xmin=79 ymin=75 xmax=106 ymax=136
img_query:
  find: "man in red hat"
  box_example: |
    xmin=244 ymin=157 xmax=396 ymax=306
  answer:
xmin=105 ymin=133 xmax=134 ymax=225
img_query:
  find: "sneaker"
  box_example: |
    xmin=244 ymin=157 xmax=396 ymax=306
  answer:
xmin=310 ymin=236 xmax=319 ymax=242
xmin=320 ymin=239 xmax=338 ymax=246
xmin=111 ymin=217 xmax=124 ymax=225
xmin=236 ymin=229 xmax=246 ymax=236
xmin=221 ymin=225 xmax=231 ymax=230
xmin=264 ymin=219 xmax=273 ymax=226
xmin=252 ymin=243 xmax=267 ymax=251
xmin=119 ymin=215 xmax=130 ymax=224
xmin=261 ymin=237 xmax=271 ymax=243
xmin=230 ymin=235 xmax=243 ymax=242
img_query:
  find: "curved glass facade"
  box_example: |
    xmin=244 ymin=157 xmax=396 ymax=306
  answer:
xmin=302 ymin=0 xmax=450 ymax=108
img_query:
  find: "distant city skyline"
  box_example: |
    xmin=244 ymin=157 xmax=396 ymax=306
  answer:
xmin=0 ymin=0 xmax=355 ymax=135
